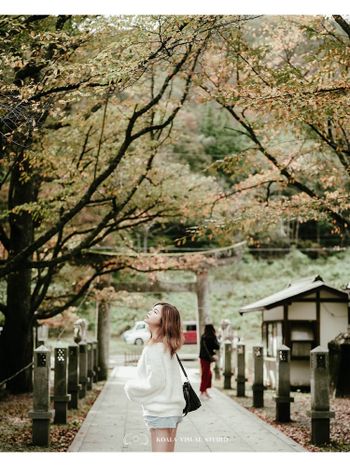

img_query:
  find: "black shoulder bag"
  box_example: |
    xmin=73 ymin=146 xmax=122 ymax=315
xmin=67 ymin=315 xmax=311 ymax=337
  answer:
xmin=175 ymin=352 xmax=202 ymax=416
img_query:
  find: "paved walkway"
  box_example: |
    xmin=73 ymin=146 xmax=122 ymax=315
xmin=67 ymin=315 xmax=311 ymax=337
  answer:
xmin=68 ymin=363 xmax=306 ymax=452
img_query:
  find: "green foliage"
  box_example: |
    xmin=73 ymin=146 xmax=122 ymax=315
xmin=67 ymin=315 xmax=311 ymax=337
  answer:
xmin=200 ymin=104 xmax=243 ymax=158
xmin=172 ymin=101 xmax=247 ymax=187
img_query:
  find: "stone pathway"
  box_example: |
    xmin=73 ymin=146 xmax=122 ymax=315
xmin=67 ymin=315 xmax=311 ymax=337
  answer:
xmin=68 ymin=361 xmax=306 ymax=452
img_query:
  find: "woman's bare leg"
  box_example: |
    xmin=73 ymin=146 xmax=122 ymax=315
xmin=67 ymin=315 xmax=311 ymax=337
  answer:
xmin=168 ymin=426 xmax=178 ymax=451
xmin=150 ymin=426 xmax=178 ymax=452
xmin=150 ymin=428 xmax=167 ymax=451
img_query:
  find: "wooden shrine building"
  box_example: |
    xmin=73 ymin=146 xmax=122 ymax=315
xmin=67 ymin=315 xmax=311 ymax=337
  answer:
xmin=239 ymin=275 xmax=350 ymax=390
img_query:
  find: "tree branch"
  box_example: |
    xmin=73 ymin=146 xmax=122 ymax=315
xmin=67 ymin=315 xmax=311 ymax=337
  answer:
xmin=33 ymin=267 xmax=117 ymax=319
xmin=222 ymin=103 xmax=350 ymax=231
xmin=94 ymin=92 xmax=110 ymax=179
xmin=308 ymin=122 xmax=350 ymax=177
xmin=0 ymin=52 xmax=198 ymax=277
xmin=131 ymin=40 xmax=204 ymax=141
xmin=30 ymin=214 xmax=65 ymax=312
xmin=333 ymin=15 xmax=350 ymax=40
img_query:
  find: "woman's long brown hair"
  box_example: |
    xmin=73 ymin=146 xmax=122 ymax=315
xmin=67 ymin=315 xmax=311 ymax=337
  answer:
xmin=149 ymin=302 xmax=185 ymax=358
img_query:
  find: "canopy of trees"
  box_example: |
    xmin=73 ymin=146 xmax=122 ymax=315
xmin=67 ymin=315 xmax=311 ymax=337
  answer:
xmin=0 ymin=14 xmax=349 ymax=393
xmin=195 ymin=16 xmax=350 ymax=244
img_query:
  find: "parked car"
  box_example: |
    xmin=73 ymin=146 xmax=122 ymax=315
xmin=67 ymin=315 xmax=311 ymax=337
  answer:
xmin=183 ymin=320 xmax=197 ymax=344
xmin=122 ymin=319 xmax=197 ymax=345
xmin=122 ymin=321 xmax=150 ymax=345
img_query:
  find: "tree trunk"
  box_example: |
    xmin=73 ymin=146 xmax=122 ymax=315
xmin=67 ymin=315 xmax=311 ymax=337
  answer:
xmin=0 ymin=152 xmax=36 ymax=393
xmin=96 ymin=298 xmax=111 ymax=381
xmin=196 ymin=269 xmax=211 ymax=341
xmin=0 ymin=292 xmax=34 ymax=393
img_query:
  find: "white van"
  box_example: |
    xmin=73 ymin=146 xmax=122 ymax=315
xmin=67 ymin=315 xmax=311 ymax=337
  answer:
xmin=122 ymin=321 xmax=150 ymax=345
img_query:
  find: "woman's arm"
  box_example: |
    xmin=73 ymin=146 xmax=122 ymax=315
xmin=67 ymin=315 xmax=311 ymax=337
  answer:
xmin=124 ymin=348 xmax=166 ymax=404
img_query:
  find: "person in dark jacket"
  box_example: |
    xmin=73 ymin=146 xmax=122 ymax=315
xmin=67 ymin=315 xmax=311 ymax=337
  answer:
xmin=199 ymin=324 xmax=220 ymax=399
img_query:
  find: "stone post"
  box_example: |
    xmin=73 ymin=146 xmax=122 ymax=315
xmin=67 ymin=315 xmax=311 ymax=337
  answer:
xmin=28 ymin=345 xmax=55 ymax=446
xmin=307 ymin=346 xmax=335 ymax=445
xmin=97 ymin=299 xmax=110 ymax=380
xmin=92 ymin=340 xmax=99 ymax=383
xmin=68 ymin=343 xmax=80 ymax=409
xmin=87 ymin=341 xmax=94 ymax=390
xmin=79 ymin=342 xmax=88 ymax=398
xmin=273 ymin=345 xmax=294 ymax=422
xmin=223 ymin=342 xmax=233 ymax=389
xmin=252 ymin=345 xmax=264 ymax=408
xmin=231 ymin=345 xmax=237 ymax=377
xmin=236 ymin=343 xmax=247 ymax=397
xmin=53 ymin=345 xmax=71 ymax=424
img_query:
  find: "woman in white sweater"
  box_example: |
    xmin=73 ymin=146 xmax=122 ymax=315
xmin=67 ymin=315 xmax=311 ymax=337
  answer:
xmin=124 ymin=302 xmax=186 ymax=452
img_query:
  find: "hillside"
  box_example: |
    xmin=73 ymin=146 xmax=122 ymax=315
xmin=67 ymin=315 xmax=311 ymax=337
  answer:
xmin=94 ymin=248 xmax=350 ymax=343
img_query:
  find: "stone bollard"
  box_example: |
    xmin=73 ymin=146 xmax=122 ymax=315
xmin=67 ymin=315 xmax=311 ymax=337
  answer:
xmin=252 ymin=345 xmax=264 ymax=408
xmin=223 ymin=342 xmax=233 ymax=389
xmin=92 ymin=340 xmax=99 ymax=383
xmin=53 ymin=346 xmax=71 ymax=424
xmin=214 ymin=349 xmax=221 ymax=380
xmin=87 ymin=341 xmax=94 ymax=390
xmin=68 ymin=343 xmax=81 ymax=409
xmin=307 ymin=346 xmax=335 ymax=445
xmin=79 ymin=341 xmax=88 ymax=399
xmin=231 ymin=345 xmax=237 ymax=377
xmin=236 ymin=343 xmax=247 ymax=397
xmin=273 ymin=345 xmax=294 ymax=422
xmin=28 ymin=345 xmax=55 ymax=446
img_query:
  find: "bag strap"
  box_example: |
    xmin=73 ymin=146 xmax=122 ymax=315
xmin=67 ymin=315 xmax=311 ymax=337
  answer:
xmin=175 ymin=352 xmax=189 ymax=381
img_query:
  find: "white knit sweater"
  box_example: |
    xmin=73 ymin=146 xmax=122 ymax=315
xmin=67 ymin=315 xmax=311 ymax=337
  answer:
xmin=123 ymin=342 xmax=186 ymax=417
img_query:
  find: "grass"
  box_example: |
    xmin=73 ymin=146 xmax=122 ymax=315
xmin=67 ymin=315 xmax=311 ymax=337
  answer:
xmin=43 ymin=248 xmax=350 ymax=354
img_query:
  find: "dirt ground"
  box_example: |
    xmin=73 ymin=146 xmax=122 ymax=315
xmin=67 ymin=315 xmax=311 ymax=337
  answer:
xmin=212 ymin=375 xmax=350 ymax=452
xmin=0 ymin=381 xmax=104 ymax=452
